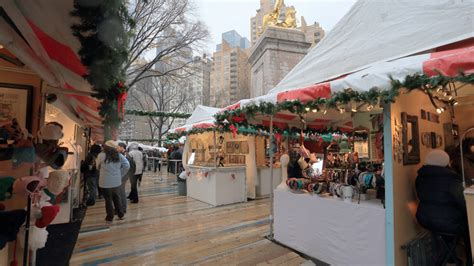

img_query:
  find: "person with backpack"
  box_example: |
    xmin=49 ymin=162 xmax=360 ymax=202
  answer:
xmin=117 ymin=142 xmax=135 ymax=214
xmin=81 ymin=144 xmax=101 ymax=206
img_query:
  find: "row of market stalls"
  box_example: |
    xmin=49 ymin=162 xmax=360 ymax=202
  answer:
xmin=174 ymin=0 xmax=474 ymax=265
xmin=0 ymin=1 xmax=105 ymax=264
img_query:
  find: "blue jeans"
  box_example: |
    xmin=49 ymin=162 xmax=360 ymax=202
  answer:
xmin=85 ymin=175 xmax=98 ymax=205
xmin=102 ymin=186 xmax=123 ymax=221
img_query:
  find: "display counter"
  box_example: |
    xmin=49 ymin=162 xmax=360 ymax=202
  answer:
xmin=464 ymin=187 xmax=474 ymax=256
xmin=274 ymin=187 xmax=386 ymax=265
xmin=187 ymin=165 xmax=247 ymax=206
xmin=256 ymin=167 xmax=282 ymax=197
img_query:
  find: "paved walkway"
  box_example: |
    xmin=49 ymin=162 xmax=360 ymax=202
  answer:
xmin=70 ymin=171 xmax=307 ymax=265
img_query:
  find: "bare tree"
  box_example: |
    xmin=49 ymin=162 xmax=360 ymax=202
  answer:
xmin=125 ymin=0 xmax=209 ymax=88
xmin=126 ymin=75 xmax=193 ymax=142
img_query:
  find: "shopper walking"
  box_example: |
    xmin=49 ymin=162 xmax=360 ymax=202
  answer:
xmin=128 ymin=143 xmax=144 ymax=203
xmin=138 ymin=146 xmax=147 ymax=184
xmin=96 ymin=140 xmax=130 ymax=222
xmin=117 ymin=142 xmax=135 ymax=214
xmin=81 ymin=144 xmax=101 ymax=206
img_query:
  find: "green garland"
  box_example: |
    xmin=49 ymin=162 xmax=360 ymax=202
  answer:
xmin=215 ymin=73 xmax=474 ymax=125
xmin=125 ymin=110 xmax=191 ymax=119
xmin=71 ymin=0 xmax=134 ymax=138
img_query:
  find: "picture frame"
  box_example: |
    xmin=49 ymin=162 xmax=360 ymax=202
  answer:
xmin=226 ymin=142 xmax=234 ymax=153
xmin=0 ymin=83 xmax=33 ymax=131
xmin=401 ymin=112 xmax=420 ymax=165
xmin=240 ymin=141 xmax=249 ymax=154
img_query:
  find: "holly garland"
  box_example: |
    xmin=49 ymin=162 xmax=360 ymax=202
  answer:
xmin=215 ymin=73 xmax=474 ymax=125
xmin=125 ymin=110 xmax=191 ymax=119
xmin=71 ymin=0 xmax=134 ymax=139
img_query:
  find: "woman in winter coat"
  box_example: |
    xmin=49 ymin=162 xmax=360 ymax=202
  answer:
xmin=415 ymin=149 xmax=471 ymax=265
xmin=96 ymin=140 xmax=130 ymax=222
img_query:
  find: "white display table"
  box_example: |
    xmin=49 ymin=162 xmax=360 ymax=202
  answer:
xmin=274 ymin=187 xmax=386 ymax=265
xmin=187 ymin=165 xmax=247 ymax=206
xmin=464 ymin=187 xmax=474 ymax=256
xmin=256 ymin=167 xmax=282 ymax=197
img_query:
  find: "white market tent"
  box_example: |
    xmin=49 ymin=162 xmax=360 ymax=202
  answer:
xmin=222 ymin=0 xmax=473 ymax=131
xmin=172 ymin=105 xmax=221 ymax=133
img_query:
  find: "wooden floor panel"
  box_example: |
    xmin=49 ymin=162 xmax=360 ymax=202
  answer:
xmin=71 ymin=172 xmax=306 ymax=265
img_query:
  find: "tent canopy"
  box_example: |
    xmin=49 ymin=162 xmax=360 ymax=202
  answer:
xmin=172 ymin=105 xmax=221 ymax=133
xmin=220 ymin=0 xmax=474 ymax=131
xmin=0 ymin=0 xmax=103 ymax=139
xmin=270 ymin=0 xmax=473 ymax=94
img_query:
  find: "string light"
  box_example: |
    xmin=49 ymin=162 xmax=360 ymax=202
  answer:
xmin=312 ymin=108 xmax=318 ymax=113
xmin=351 ymin=107 xmax=357 ymax=113
xmin=453 ymin=100 xmax=459 ymax=106
xmin=305 ymin=107 xmax=310 ymax=112
xmin=339 ymin=108 xmax=346 ymax=114
xmin=323 ymin=109 xmax=328 ymax=115
xmin=367 ymin=104 xmax=374 ymax=111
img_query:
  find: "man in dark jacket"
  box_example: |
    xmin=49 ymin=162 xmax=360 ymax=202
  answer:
xmin=82 ymin=144 xmax=101 ymax=206
xmin=415 ymin=149 xmax=471 ymax=264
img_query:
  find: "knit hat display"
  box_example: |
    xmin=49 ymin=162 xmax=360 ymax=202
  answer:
xmin=12 ymin=175 xmax=47 ymax=196
xmin=0 ymin=177 xmax=14 ymax=200
xmin=19 ymin=225 xmax=48 ymax=251
xmin=104 ymin=140 xmax=118 ymax=149
xmin=35 ymin=143 xmax=68 ymax=169
xmin=37 ymin=122 xmax=63 ymax=141
xmin=47 ymin=170 xmax=70 ymax=195
xmin=424 ymin=149 xmax=450 ymax=167
xmin=0 ymin=209 xmax=27 ymax=250
xmin=35 ymin=205 xmax=60 ymax=228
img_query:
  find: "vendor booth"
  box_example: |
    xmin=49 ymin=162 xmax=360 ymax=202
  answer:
xmin=0 ymin=1 xmax=105 ymax=264
xmin=216 ymin=0 xmax=474 ymax=265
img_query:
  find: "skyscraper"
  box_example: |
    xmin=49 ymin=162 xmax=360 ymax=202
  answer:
xmin=210 ymin=33 xmax=250 ymax=108
xmin=216 ymin=30 xmax=250 ymax=51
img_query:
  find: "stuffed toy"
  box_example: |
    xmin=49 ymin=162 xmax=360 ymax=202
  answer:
xmin=35 ymin=122 xmax=68 ymax=169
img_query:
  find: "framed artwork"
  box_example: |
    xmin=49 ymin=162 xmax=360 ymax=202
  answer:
xmin=0 ymin=83 xmax=33 ymax=131
xmin=401 ymin=112 xmax=420 ymax=165
xmin=240 ymin=141 xmax=249 ymax=154
xmin=233 ymin=142 xmax=241 ymax=154
xmin=226 ymin=142 xmax=234 ymax=153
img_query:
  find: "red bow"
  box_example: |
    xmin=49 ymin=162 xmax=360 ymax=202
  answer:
xmin=274 ymin=133 xmax=282 ymax=143
xmin=229 ymin=124 xmax=237 ymax=138
xmin=232 ymin=116 xmax=245 ymax=123
xmin=117 ymin=91 xmax=128 ymax=119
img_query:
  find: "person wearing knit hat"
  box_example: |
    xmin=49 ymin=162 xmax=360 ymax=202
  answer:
xmin=96 ymin=140 xmax=130 ymax=222
xmin=415 ymin=149 xmax=471 ymax=264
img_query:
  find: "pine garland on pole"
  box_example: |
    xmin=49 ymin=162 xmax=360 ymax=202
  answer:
xmin=71 ymin=0 xmax=133 ymax=140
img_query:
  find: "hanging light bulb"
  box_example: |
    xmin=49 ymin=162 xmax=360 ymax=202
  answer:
xmin=339 ymin=108 xmax=346 ymax=114
xmin=453 ymin=100 xmax=459 ymax=106
xmin=448 ymin=96 xmax=453 ymax=100
xmin=305 ymin=107 xmax=310 ymax=112
xmin=367 ymin=104 xmax=374 ymax=111
xmin=351 ymin=107 xmax=357 ymax=113
xmin=436 ymin=108 xmax=442 ymax=114
xmin=312 ymin=108 xmax=318 ymax=113
xmin=323 ymin=109 xmax=328 ymax=115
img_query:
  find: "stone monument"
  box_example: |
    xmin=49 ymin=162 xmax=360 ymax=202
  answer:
xmin=249 ymin=26 xmax=311 ymax=97
xmin=249 ymin=0 xmax=311 ymax=97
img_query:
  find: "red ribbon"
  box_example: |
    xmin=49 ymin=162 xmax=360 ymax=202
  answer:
xmin=232 ymin=116 xmax=245 ymax=123
xmin=229 ymin=124 xmax=237 ymax=138
xmin=117 ymin=91 xmax=128 ymax=119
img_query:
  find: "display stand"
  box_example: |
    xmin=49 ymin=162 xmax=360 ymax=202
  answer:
xmin=273 ymin=187 xmax=386 ymax=265
xmin=187 ymin=165 xmax=247 ymax=206
xmin=256 ymin=167 xmax=282 ymax=197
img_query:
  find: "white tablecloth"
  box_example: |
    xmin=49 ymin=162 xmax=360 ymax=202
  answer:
xmin=274 ymin=187 xmax=386 ymax=265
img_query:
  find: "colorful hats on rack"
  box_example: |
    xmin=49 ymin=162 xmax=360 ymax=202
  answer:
xmin=0 ymin=177 xmax=14 ymax=201
xmin=12 ymin=175 xmax=47 ymax=196
xmin=35 ymin=205 xmax=60 ymax=228
xmin=47 ymin=170 xmax=70 ymax=195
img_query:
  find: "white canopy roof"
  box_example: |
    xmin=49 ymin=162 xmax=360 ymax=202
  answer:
xmin=172 ymin=105 xmax=221 ymax=133
xmin=270 ymin=0 xmax=474 ymax=94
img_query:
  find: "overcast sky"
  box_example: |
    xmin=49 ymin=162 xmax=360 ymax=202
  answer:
xmin=194 ymin=0 xmax=357 ymax=54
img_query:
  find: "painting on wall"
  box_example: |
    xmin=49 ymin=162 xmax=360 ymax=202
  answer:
xmin=401 ymin=112 xmax=420 ymax=165
xmin=0 ymin=83 xmax=33 ymax=131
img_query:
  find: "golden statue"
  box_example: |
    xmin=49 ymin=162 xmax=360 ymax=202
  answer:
xmin=259 ymin=0 xmax=297 ymax=37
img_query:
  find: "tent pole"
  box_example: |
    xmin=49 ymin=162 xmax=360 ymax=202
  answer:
xmin=213 ymin=129 xmax=218 ymax=169
xmin=269 ymin=115 xmax=274 ymax=240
